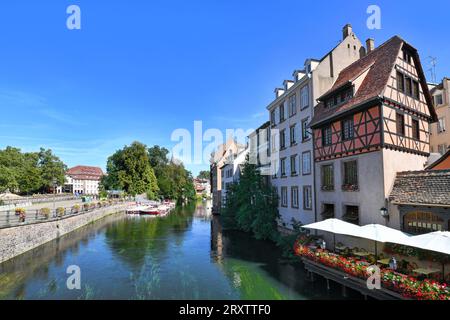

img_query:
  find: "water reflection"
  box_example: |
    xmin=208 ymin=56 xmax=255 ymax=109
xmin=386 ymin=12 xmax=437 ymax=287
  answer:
xmin=0 ymin=203 xmax=358 ymax=300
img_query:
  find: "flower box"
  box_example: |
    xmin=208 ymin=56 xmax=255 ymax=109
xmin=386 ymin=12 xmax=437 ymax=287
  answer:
xmin=294 ymin=241 xmax=449 ymax=300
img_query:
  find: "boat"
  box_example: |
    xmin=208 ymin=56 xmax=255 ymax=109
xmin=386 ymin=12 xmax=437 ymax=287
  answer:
xmin=126 ymin=205 xmax=151 ymax=215
xmin=140 ymin=205 xmax=161 ymax=215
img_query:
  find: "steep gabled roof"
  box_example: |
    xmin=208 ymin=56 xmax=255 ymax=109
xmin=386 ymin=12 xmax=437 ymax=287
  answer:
xmin=310 ymin=36 xmax=437 ymax=128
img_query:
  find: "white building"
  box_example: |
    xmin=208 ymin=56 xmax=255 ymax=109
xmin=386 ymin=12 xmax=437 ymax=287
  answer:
xmin=267 ymin=24 xmax=365 ymax=230
xmin=220 ymin=148 xmax=249 ymax=206
xmin=64 ymin=165 xmax=104 ymax=196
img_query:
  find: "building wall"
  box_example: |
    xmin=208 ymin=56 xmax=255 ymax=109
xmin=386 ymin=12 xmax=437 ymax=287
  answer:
xmin=268 ymin=25 xmax=364 ymax=230
xmin=430 ymin=78 xmax=450 ymax=154
xmin=315 ymin=151 xmax=385 ymax=226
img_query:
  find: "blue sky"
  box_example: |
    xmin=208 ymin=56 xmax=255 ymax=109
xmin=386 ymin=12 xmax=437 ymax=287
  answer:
xmin=0 ymin=0 xmax=449 ymax=176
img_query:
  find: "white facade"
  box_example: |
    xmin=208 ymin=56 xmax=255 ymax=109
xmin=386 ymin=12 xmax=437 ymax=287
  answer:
xmin=65 ymin=175 xmax=101 ymax=195
xmin=267 ymin=25 xmax=364 ymax=230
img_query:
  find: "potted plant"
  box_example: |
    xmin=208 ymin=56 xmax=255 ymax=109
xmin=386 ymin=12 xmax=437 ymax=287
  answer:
xmin=83 ymin=203 xmax=90 ymax=211
xmin=40 ymin=207 xmax=51 ymax=219
xmin=15 ymin=207 xmax=25 ymax=216
xmin=17 ymin=209 xmax=26 ymax=222
xmin=56 ymin=207 xmax=65 ymax=217
xmin=72 ymin=204 xmax=80 ymax=213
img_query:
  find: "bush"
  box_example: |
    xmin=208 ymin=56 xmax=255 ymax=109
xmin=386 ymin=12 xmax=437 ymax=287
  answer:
xmin=56 ymin=207 xmax=65 ymax=217
xmin=40 ymin=207 xmax=51 ymax=219
xmin=83 ymin=203 xmax=90 ymax=211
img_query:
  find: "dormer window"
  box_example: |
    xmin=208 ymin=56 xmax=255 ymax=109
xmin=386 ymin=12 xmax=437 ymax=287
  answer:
xmin=325 ymin=87 xmax=353 ymax=108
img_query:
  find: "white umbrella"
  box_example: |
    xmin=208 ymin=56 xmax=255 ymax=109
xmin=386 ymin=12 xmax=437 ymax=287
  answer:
xmin=358 ymin=224 xmax=412 ymax=257
xmin=302 ymin=218 xmax=363 ymax=250
xmin=407 ymin=231 xmax=450 ymax=255
xmin=406 ymin=231 xmax=450 ymax=281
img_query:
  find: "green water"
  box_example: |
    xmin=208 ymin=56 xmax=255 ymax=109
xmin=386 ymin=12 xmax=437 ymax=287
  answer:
xmin=0 ymin=202 xmax=357 ymax=300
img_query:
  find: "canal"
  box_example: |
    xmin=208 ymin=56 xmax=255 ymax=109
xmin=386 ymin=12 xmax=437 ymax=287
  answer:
xmin=0 ymin=202 xmax=360 ymax=300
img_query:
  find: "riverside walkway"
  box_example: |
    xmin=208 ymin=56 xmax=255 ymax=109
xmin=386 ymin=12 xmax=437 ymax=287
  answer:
xmin=0 ymin=199 xmax=126 ymax=229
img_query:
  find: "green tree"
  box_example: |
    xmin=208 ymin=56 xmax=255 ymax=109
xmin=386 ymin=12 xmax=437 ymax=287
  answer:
xmin=148 ymin=145 xmax=196 ymax=203
xmin=37 ymin=148 xmax=67 ymax=192
xmin=222 ymin=156 xmax=280 ymax=241
xmin=197 ymin=170 xmax=210 ymax=180
xmin=18 ymin=152 xmax=42 ymax=195
xmin=103 ymin=142 xmax=159 ymax=197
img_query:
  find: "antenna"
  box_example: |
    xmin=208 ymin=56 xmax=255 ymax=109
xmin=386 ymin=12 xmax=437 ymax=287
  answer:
xmin=427 ymin=56 xmax=437 ymax=83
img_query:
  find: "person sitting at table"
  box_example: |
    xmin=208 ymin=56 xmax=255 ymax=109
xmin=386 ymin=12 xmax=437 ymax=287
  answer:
xmin=389 ymin=257 xmax=397 ymax=270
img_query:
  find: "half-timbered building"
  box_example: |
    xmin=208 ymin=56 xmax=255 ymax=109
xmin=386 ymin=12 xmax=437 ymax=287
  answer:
xmin=310 ymin=36 xmax=438 ymax=229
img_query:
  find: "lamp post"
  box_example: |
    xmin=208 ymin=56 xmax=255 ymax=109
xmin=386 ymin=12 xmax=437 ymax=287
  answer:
xmin=52 ymin=178 xmax=58 ymax=214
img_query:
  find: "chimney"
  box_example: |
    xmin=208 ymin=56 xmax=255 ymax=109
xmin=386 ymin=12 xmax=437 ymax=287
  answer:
xmin=342 ymin=24 xmax=352 ymax=40
xmin=366 ymin=38 xmax=375 ymax=53
xmin=274 ymin=88 xmax=285 ymax=98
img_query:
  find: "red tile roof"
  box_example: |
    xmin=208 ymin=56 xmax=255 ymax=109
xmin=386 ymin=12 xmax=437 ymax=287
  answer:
xmin=310 ymin=36 xmax=436 ymax=127
xmin=66 ymin=165 xmax=104 ymax=181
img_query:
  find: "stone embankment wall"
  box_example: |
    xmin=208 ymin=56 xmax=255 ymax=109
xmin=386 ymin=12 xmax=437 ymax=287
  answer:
xmin=0 ymin=204 xmax=127 ymax=263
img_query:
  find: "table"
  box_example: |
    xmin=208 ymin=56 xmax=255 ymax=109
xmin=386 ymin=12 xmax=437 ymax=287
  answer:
xmin=353 ymin=251 xmax=371 ymax=258
xmin=377 ymin=258 xmax=391 ymax=266
xmin=412 ymin=268 xmax=441 ymax=276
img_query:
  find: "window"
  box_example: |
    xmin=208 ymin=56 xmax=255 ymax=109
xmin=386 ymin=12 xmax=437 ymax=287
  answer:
xmin=403 ymin=49 xmax=413 ymax=64
xmin=326 ymin=88 xmax=353 ymax=108
xmin=271 ymin=133 xmax=278 ymax=152
xmin=437 ymin=117 xmax=446 ymax=133
xmin=289 ymin=95 xmax=296 ymax=117
xmin=303 ymin=186 xmax=312 ymax=210
xmin=405 ymin=76 xmax=412 ymax=96
xmin=280 ymin=158 xmax=286 ymax=177
xmin=290 ymin=124 xmax=297 ymax=145
xmin=342 ymin=160 xmax=358 ymax=190
xmin=438 ymin=144 xmax=448 ymax=155
xmin=403 ymin=211 xmax=444 ymax=234
xmin=301 ymin=118 xmax=310 ymax=141
xmin=396 ymin=113 xmax=405 ymax=136
xmin=290 ymin=155 xmax=297 ymax=175
xmin=343 ymin=205 xmax=359 ymax=225
xmin=302 ymin=151 xmax=311 ymax=175
xmin=271 ymin=110 xmax=276 ymax=126
xmin=397 ymin=71 xmax=420 ymax=100
xmin=280 ymin=129 xmax=286 ymax=149
xmin=291 ymin=186 xmax=299 ymax=208
xmin=321 ymin=164 xmax=334 ymax=191
xmin=272 ymin=159 xmax=278 ymax=178
xmin=322 ymin=126 xmax=332 ymax=146
xmin=281 ymin=187 xmax=288 ymax=207
xmin=300 ymin=85 xmax=309 ymax=109
xmin=279 ymin=104 xmax=285 ymax=122
xmin=412 ymin=81 xmax=419 ymax=99
xmin=412 ymin=118 xmax=420 ymax=140
xmin=434 ymin=94 xmax=443 ymax=106
xmin=397 ymin=71 xmax=404 ymax=92
xmin=341 ymin=117 xmax=354 ymax=140
xmin=321 ymin=203 xmax=335 ymax=219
